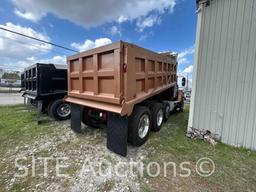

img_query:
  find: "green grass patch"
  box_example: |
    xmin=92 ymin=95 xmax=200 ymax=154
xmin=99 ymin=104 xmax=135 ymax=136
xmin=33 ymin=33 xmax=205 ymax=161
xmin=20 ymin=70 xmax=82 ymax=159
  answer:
xmin=0 ymin=105 xmax=55 ymax=155
xmin=141 ymin=105 xmax=256 ymax=191
xmin=0 ymin=90 xmax=19 ymax=94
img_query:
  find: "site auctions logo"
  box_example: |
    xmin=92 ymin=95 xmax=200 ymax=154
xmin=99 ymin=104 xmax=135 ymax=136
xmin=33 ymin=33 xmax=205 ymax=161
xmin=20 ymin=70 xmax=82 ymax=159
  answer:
xmin=196 ymin=157 xmax=215 ymax=177
xmin=14 ymin=155 xmax=215 ymax=178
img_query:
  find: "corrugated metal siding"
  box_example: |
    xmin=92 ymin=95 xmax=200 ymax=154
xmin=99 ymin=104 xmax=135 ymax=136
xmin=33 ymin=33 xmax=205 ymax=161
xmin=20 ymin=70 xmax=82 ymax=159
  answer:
xmin=189 ymin=0 xmax=256 ymax=150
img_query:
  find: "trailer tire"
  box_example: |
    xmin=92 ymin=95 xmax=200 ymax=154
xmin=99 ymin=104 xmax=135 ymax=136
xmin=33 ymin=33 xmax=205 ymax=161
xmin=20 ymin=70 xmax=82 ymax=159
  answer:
xmin=49 ymin=99 xmax=71 ymax=120
xmin=151 ymin=103 xmax=164 ymax=132
xmin=128 ymin=106 xmax=151 ymax=146
xmin=47 ymin=101 xmax=54 ymax=118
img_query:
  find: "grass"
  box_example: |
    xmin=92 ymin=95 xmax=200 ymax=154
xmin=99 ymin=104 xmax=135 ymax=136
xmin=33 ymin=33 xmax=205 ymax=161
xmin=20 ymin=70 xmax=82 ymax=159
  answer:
xmin=0 ymin=104 xmax=256 ymax=192
xmin=141 ymin=105 xmax=256 ymax=192
xmin=0 ymin=87 xmax=20 ymax=93
xmin=0 ymin=105 xmax=54 ymax=155
xmin=0 ymin=105 xmax=60 ymax=191
xmin=0 ymin=90 xmax=19 ymax=93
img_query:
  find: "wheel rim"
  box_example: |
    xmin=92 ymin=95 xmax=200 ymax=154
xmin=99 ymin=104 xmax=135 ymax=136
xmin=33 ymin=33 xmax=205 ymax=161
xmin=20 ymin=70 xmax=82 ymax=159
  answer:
xmin=57 ymin=103 xmax=71 ymax=117
xmin=138 ymin=114 xmax=150 ymax=139
xmin=165 ymin=105 xmax=170 ymax=118
xmin=157 ymin=109 xmax=164 ymax=126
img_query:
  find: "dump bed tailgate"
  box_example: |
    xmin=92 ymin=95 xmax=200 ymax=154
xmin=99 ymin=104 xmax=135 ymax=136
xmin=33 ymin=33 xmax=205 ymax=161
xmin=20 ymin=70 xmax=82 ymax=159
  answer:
xmin=67 ymin=42 xmax=122 ymax=105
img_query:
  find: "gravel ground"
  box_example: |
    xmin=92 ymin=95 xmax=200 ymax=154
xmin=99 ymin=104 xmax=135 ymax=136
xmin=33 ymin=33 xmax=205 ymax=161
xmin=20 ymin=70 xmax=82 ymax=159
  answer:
xmin=0 ymin=93 xmax=24 ymax=105
xmin=1 ymin=119 xmax=150 ymax=192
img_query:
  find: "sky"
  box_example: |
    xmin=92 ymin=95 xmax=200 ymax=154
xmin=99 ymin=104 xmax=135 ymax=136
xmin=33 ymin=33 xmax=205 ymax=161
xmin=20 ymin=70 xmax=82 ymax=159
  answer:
xmin=0 ymin=0 xmax=197 ymax=81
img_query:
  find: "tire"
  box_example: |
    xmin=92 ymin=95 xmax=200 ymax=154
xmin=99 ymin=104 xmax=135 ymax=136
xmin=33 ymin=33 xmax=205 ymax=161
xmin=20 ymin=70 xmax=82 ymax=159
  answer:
xmin=163 ymin=102 xmax=170 ymax=121
xmin=176 ymin=101 xmax=184 ymax=112
xmin=47 ymin=101 xmax=54 ymax=117
xmin=180 ymin=101 xmax=184 ymax=112
xmin=151 ymin=103 xmax=164 ymax=132
xmin=128 ymin=106 xmax=151 ymax=146
xmin=30 ymin=99 xmax=37 ymax=107
xmin=49 ymin=99 xmax=71 ymax=120
xmin=82 ymin=108 xmax=93 ymax=127
xmin=82 ymin=108 xmax=106 ymax=128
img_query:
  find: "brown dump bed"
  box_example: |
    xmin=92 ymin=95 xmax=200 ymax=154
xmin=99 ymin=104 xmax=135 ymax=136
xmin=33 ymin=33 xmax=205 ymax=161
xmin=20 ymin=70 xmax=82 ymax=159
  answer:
xmin=65 ymin=41 xmax=177 ymax=116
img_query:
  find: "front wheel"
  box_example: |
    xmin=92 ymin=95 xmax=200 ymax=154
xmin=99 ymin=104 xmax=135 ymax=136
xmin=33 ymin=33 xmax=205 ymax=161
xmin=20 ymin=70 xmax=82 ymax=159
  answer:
xmin=128 ymin=106 xmax=151 ymax=146
xmin=49 ymin=99 xmax=71 ymax=120
xmin=180 ymin=101 xmax=184 ymax=112
xmin=176 ymin=101 xmax=184 ymax=112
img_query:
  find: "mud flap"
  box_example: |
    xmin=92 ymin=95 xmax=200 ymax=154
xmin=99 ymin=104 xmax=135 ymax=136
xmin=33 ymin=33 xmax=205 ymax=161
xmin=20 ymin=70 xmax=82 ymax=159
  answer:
xmin=107 ymin=113 xmax=128 ymax=157
xmin=70 ymin=103 xmax=82 ymax=133
xmin=37 ymin=100 xmax=43 ymax=124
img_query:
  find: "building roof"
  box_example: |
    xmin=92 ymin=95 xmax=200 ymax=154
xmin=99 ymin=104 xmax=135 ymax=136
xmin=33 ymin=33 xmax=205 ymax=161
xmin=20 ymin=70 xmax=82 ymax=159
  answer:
xmin=196 ymin=0 xmax=211 ymax=8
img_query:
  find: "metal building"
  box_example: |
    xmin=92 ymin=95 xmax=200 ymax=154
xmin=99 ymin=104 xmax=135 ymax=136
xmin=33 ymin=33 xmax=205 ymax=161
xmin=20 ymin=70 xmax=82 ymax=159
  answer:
xmin=188 ymin=0 xmax=256 ymax=150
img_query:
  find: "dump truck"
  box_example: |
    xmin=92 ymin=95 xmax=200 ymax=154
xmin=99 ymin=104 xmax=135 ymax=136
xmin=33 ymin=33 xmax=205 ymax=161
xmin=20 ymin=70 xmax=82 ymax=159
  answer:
xmin=65 ymin=41 xmax=185 ymax=156
xmin=21 ymin=63 xmax=71 ymax=122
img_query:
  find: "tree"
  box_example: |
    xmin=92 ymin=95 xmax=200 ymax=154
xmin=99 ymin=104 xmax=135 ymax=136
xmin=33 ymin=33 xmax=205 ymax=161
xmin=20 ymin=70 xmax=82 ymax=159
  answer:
xmin=2 ymin=72 xmax=20 ymax=80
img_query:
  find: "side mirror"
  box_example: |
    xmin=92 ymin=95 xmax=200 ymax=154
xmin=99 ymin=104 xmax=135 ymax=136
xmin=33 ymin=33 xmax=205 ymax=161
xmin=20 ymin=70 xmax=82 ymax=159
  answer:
xmin=182 ymin=77 xmax=186 ymax=87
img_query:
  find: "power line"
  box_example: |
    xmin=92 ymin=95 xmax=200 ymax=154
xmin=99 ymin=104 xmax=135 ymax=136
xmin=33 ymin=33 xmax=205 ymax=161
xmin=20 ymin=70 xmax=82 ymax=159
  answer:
xmin=0 ymin=35 xmax=68 ymax=56
xmin=0 ymin=36 xmax=68 ymax=72
xmin=0 ymin=65 xmax=23 ymax=70
xmin=0 ymin=26 xmax=78 ymax=53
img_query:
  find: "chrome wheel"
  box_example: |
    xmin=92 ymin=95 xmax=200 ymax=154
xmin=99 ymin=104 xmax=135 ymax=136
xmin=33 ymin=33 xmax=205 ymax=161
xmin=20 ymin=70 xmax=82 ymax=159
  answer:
xmin=57 ymin=103 xmax=71 ymax=118
xmin=157 ymin=109 xmax=164 ymax=126
xmin=138 ymin=114 xmax=150 ymax=139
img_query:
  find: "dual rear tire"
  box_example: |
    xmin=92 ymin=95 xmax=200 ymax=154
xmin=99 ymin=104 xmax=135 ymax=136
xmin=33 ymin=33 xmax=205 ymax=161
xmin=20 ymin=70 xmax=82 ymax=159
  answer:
xmin=151 ymin=103 xmax=164 ymax=132
xmin=128 ymin=106 xmax=151 ymax=146
xmin=128 ymin=103 xmax=164 ymax=146
xmin=163 ymin=102 xmax=171 ymax=121
xmin=82 ymin=108 xmax=93 ymax=127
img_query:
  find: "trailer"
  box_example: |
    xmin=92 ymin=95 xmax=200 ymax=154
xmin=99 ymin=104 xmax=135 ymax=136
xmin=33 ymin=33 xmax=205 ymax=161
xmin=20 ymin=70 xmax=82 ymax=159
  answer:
xmin=65 ymin=41 xmax=184 ymax=156
xmin=21 ymin=63 xmax=71 ymax=122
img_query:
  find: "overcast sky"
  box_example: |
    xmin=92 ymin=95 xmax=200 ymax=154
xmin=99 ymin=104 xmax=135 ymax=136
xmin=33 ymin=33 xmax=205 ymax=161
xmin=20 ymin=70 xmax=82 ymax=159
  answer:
xmin=0 ymin=0 xmax=196 ymax=81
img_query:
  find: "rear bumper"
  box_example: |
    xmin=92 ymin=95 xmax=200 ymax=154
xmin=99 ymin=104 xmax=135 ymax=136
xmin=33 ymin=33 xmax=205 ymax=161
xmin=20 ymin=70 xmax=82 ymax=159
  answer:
xmin=65 ymin=96 xmax=123 ymax=115
xmin=22 ymin=93 xmax=37 ymax=100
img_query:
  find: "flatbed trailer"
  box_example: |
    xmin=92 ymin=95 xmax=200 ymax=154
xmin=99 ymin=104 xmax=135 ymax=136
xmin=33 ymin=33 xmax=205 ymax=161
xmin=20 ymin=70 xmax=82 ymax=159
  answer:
xmin=65 ymin=41 xmax=184 ymax=156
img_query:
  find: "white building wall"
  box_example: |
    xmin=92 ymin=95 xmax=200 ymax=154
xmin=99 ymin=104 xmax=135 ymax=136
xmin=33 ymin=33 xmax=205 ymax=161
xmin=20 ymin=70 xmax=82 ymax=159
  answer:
xmin=189 ymin=0 xmax=256 ymax=150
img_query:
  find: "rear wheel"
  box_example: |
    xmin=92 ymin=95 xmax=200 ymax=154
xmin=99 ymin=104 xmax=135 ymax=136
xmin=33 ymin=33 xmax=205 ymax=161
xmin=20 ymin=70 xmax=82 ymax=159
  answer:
xmin=128 ymin=106 xmax=151 ymax=146
xmin=82 ymin=108 xmax=93 ymax=127
xmin=151 ymin=103 xmax=164 ymax=132
xmin=47 ymin=101 xmax=54 ymax=117
xmin=49 ymin=99 xmax=71 ymax=120
xmin=163 ymin=102 xmax=170 ymax=121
